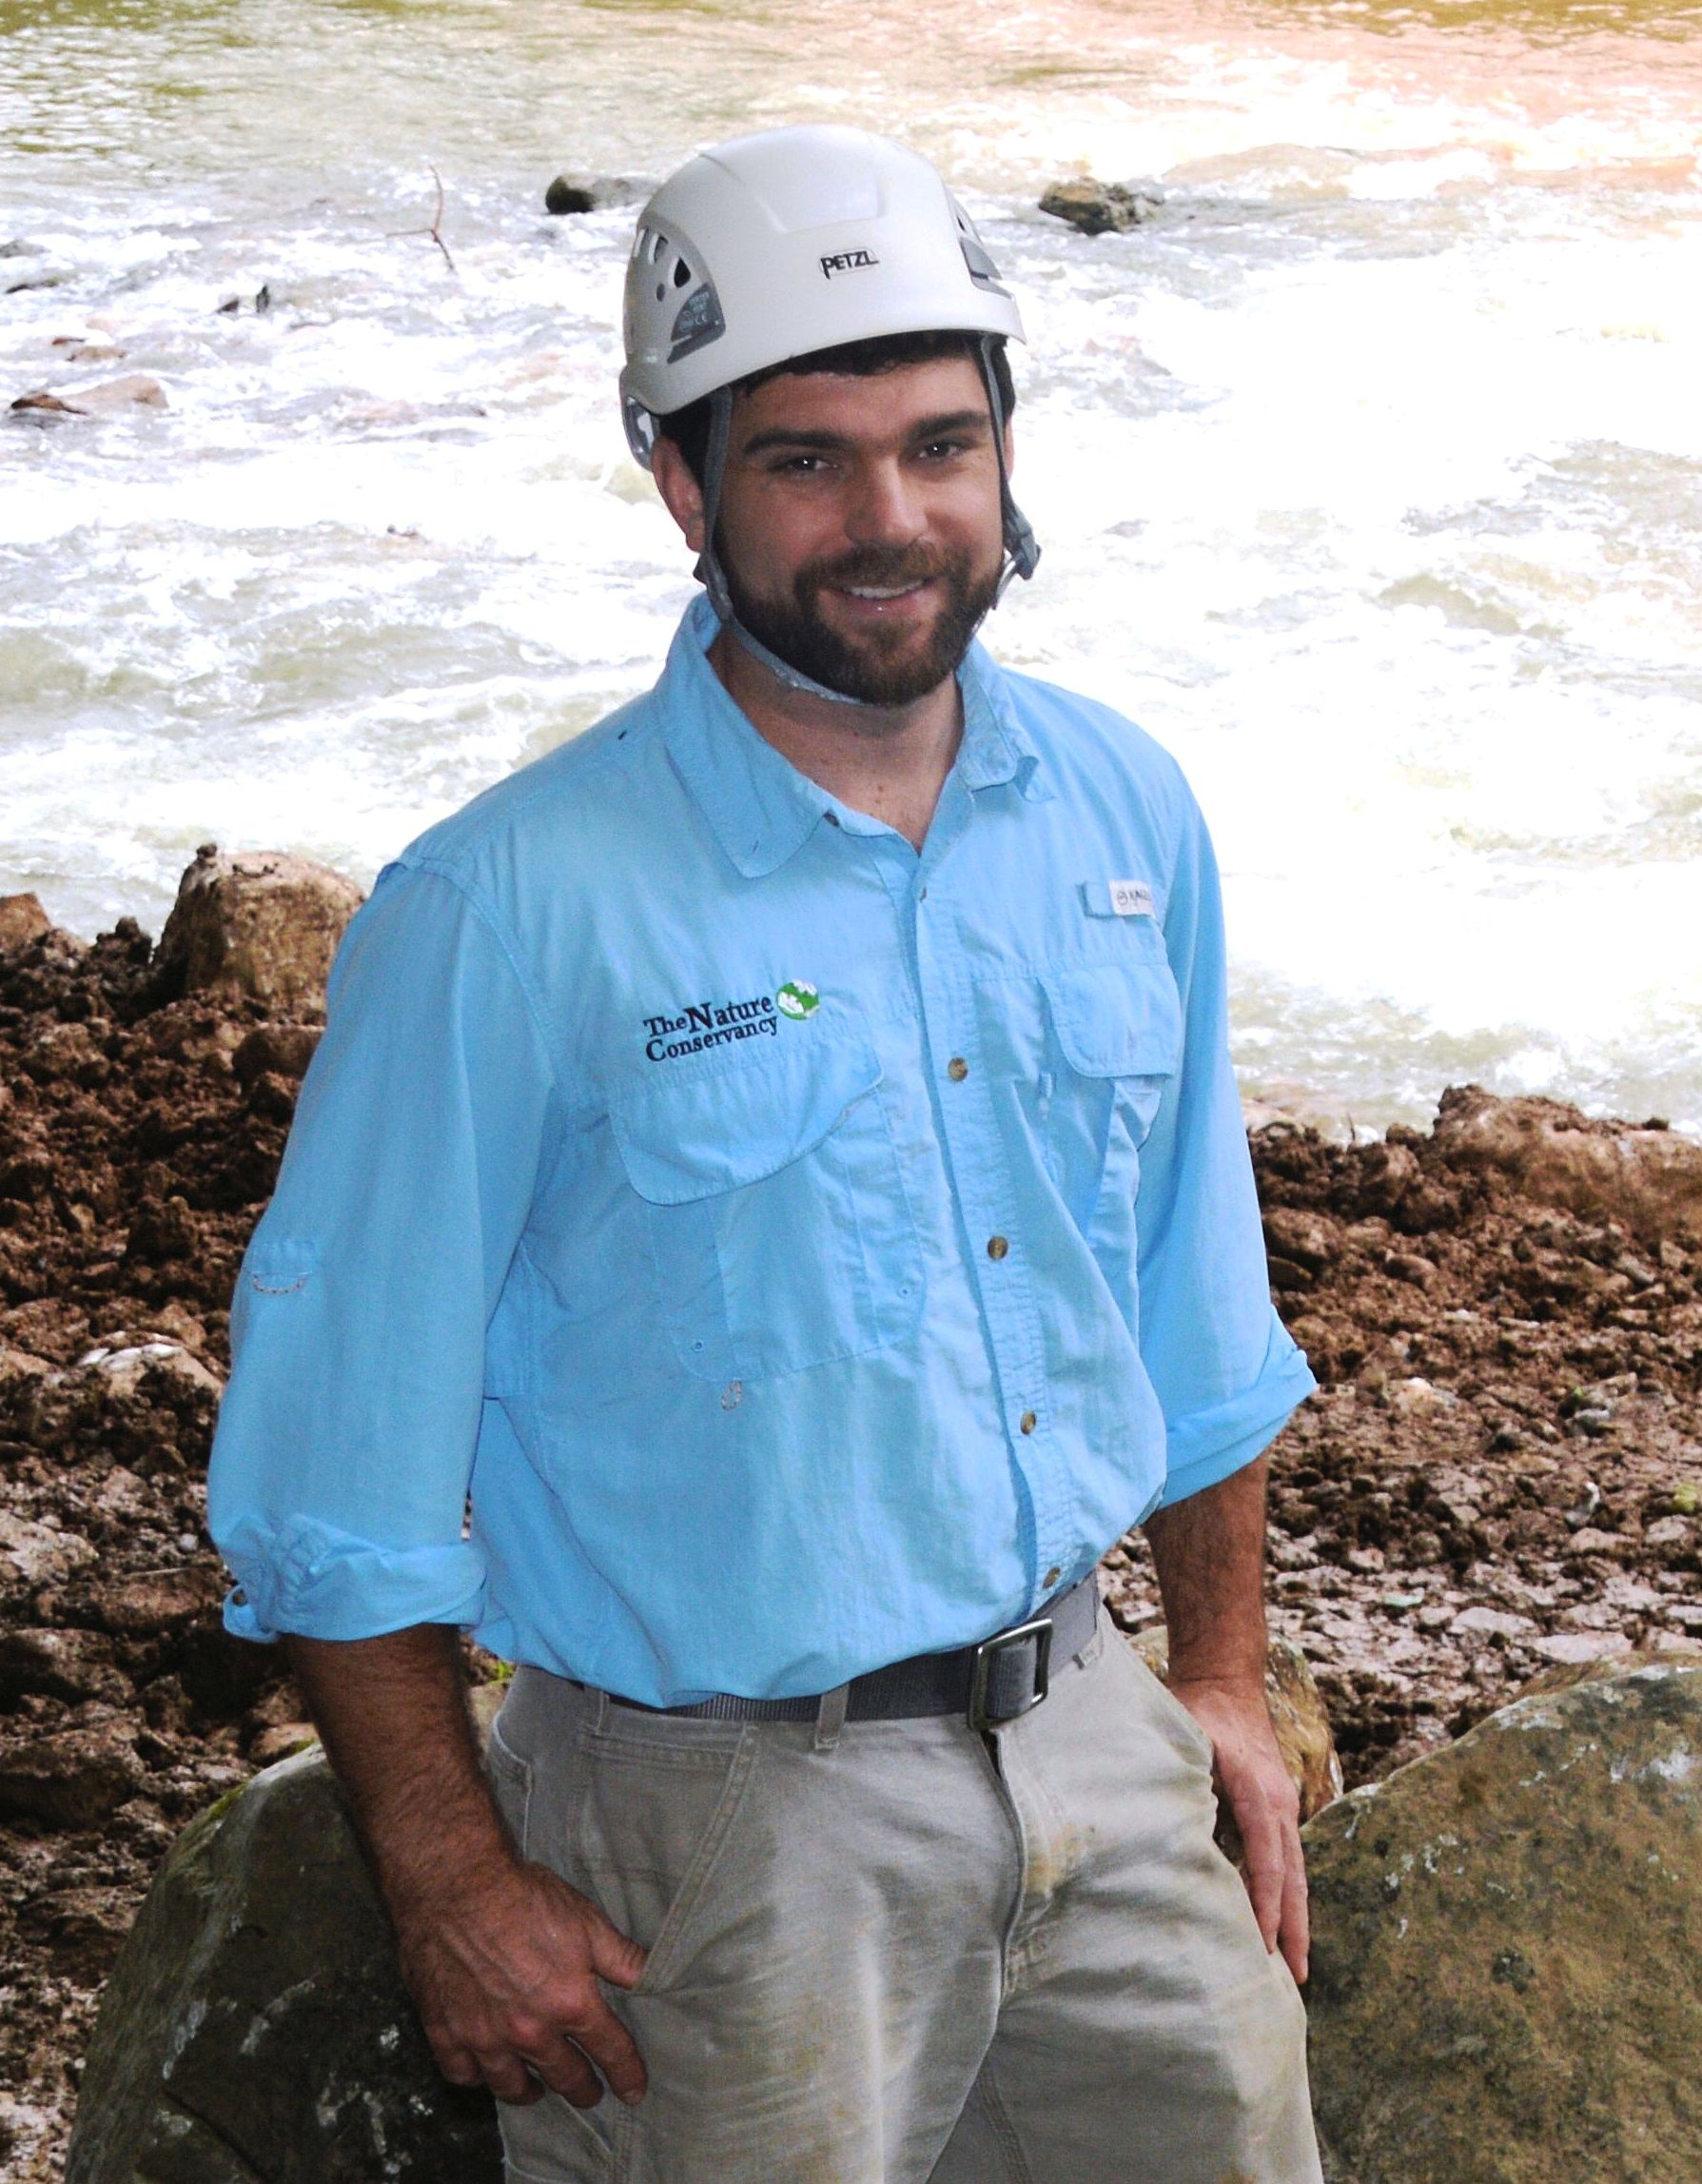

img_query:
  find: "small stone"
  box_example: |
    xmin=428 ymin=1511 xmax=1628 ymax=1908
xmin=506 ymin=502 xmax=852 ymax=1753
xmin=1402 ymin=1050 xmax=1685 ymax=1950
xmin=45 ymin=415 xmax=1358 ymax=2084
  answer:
xmin=1566 ymin=1526 xmax=1630 ymax=1561
xmin=1531 ymin=1630 xmax=1634 ymax=1665
xmin=544 ymin=174 xmax=597 ymax=215
xmin=0 ymin=1720 xmax=144 ymax=1829
xmin=249 ymin=1722 xmax=318 ymax=1767
xmin=231 ymin=1022 xmax=321 ymax=1089
xmin=1039 ymin=177 xmax=1165 ymax=236
xmin=1450 ymin=1605 xmax=1536 ymax=1641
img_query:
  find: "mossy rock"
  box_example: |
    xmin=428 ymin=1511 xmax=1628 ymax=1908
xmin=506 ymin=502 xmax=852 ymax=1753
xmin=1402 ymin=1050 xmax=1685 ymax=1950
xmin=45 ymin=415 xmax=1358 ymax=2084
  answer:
xmin=64 ymin=1746 xmax=500 ymax=2183
xmin=1303 ymin=1656 xmax=1702 ymax=2182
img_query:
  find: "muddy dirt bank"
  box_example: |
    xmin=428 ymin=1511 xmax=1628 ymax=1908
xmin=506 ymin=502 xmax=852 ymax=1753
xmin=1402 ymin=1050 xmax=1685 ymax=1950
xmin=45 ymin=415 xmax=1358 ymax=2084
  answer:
xmin=2 ymin=896 xmax=1698 ymax=2178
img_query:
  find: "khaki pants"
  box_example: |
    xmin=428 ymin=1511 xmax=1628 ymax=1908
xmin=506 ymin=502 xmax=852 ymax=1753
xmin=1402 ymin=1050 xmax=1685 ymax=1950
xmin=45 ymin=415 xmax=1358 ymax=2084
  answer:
xmin=487 ymin=1607 xmax=1321 ymax=2184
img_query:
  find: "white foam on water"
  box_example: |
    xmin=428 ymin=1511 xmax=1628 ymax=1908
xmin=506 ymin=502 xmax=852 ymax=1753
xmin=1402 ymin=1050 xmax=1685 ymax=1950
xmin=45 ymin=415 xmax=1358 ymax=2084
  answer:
xmin=2 ymin=0 xmax=1699 ymax=1131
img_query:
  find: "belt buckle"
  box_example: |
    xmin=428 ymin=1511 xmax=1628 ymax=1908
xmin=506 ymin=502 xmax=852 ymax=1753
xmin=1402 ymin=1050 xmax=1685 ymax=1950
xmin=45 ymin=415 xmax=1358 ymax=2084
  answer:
xmin=968 ymin=1616 xmax=1053 ymax=1733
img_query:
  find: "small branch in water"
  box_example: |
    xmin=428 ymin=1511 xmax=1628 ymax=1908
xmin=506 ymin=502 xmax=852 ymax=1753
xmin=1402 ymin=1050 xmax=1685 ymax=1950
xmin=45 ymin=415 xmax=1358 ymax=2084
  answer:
xmin=390 ymin=166 xmax=457 ymax=275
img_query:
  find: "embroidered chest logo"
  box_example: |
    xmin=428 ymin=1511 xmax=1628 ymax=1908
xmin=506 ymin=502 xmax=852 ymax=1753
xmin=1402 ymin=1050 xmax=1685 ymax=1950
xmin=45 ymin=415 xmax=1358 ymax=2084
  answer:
xmin=643 ymin=984 xmax=819 ymax=1061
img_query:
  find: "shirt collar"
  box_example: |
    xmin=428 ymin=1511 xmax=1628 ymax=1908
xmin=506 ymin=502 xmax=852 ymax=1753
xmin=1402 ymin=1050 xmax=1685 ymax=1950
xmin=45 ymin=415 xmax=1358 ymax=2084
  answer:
xmin=656 ymin=594 xmax=1047 ymax=881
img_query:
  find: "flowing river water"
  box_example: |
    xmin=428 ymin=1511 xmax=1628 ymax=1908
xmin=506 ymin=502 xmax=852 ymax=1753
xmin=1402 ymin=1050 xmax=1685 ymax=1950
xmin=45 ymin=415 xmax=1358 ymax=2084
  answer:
xmin=3 ymin=0 xmax=1700 ymax=1131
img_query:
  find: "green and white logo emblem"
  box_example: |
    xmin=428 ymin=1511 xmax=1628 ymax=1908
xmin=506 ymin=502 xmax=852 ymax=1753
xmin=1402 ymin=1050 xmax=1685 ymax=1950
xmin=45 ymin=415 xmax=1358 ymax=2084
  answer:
xmin=775 ymin=980 xmax=819 ymax=1020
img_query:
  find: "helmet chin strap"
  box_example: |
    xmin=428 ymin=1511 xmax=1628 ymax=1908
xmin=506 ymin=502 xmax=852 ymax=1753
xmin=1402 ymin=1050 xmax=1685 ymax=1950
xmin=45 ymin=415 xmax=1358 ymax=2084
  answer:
xmin=691 ymin=351 xmax=1041 ymax=705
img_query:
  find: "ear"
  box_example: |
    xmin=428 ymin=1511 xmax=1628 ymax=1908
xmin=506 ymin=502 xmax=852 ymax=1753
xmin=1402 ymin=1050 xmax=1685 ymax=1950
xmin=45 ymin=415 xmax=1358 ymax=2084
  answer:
xmin=650 ymin=434 xmax=707 ymax=554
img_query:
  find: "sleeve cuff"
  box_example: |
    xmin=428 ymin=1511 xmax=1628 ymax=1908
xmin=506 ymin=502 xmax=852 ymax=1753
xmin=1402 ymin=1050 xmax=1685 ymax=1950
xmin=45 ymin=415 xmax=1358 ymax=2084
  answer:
xmin=1152 ymin=1319 xmax=1318 ymax=1512
xmin=218 ymin=1515 xmax=487 ymax=1643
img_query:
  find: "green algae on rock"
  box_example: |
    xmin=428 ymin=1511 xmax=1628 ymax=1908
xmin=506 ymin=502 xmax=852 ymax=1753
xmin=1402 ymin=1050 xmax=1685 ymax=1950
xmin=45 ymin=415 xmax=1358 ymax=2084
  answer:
xmin=1303 ymin=1655 xmax=1702 ymax=2183
xmin=64 ymin=1747 xmax=500 ymax=2184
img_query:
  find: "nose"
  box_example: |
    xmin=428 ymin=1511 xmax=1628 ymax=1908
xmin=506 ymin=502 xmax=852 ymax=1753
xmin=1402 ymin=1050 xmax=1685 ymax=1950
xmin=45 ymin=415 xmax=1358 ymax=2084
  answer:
xmin=843 ymin=455 xmax=926 ymax=549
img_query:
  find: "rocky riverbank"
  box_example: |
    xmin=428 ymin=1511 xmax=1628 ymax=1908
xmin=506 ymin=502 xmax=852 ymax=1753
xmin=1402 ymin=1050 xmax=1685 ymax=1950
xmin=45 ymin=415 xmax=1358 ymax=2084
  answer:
xmin=2 ymin=859 xmax=1700 ymax=2178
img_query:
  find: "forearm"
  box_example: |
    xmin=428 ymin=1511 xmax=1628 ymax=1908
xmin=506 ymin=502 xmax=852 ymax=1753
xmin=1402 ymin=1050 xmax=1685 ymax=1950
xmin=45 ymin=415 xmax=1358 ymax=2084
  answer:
xmin=286 ymin=1623 xmax=515 ymax=1915
xmin=1141 ymin=1454 xmax=1269 ymax=1687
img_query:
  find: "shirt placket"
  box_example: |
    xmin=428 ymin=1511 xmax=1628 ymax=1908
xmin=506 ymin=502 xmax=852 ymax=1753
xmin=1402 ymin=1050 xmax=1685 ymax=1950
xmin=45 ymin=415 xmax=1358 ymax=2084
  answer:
xmin=906 ymin=779 xmax=1074 ymax=1613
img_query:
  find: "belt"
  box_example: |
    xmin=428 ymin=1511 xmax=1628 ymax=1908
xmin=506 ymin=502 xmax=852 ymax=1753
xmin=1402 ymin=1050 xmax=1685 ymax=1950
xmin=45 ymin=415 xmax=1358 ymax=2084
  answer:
xmin=607 ymin=1573 xmax=1099 ymax=1734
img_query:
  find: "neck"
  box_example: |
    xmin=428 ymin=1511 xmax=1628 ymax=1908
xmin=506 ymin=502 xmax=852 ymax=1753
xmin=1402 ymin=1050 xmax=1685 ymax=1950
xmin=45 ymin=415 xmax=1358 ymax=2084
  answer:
xmin=710 ymin=627 xmax=962 ymax=854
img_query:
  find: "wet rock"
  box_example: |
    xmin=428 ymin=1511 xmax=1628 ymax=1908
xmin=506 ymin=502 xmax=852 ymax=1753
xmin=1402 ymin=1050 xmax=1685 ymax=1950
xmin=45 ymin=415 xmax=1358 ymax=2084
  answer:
xmin=23 ymin=1339 xmax=225 ymax=1479
xmin=543 ymin=172 xmax=638 ymax=214
xmin=0 ymin=893 xmax=51 ymax=951
xmin=151 ymin=843 xmax=362 ymax=1016
xmin=0 ymin=1506 xmax=97 ymax=1593
xmin=0 ymin=1626 xmax=132 ymax=1707
xmin=230 ymin=1022 xmax=320 ymax=1089
xmin=10 ymin=375 xmax=167 ymax=419
xmin=1305 ymin=1657 xmax=1702 ymax=2182
xmin=1434 ymin=1082 xmax=1702 ymax=1247
xmin=1039 ymin=177 xmax=1165 ymax=235
xmin=0 ymin=1717 xmax=144 ymax=1829
xmin=96 ymin=1564 xmax=225 ymax=1640
xmin=65 ymin=1746 xmax=502 ymax=2184
xmin=1130 ymin=1627 xmax=1341 ymax=1822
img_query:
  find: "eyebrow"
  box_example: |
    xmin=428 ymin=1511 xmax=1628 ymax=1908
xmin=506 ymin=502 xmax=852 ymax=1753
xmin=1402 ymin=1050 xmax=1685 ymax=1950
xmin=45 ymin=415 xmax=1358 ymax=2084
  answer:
xmin=739 ymin=408 xmax=992 ymax=458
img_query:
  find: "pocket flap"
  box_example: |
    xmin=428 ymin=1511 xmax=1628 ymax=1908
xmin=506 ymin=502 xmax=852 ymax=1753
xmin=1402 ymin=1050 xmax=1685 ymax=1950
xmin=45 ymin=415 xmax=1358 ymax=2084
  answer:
xmin=610 ymin=1038 xmax=884 ymax=1205
xmin=1043 ymin=960 xmax=1182 ymax=1079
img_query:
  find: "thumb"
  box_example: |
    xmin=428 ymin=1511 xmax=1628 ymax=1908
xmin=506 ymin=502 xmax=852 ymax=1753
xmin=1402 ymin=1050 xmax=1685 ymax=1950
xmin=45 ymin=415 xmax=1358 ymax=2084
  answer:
xmin=583 ymin=1902 xmax=649 ymax=1990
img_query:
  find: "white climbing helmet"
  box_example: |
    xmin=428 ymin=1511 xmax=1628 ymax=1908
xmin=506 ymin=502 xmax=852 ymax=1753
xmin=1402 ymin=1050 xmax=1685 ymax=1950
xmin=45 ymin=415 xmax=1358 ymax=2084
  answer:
xmin=619 ymin=125 xmax=1026 ymax=461
xmin=618 ymin=127 xmax=1040 ymax=698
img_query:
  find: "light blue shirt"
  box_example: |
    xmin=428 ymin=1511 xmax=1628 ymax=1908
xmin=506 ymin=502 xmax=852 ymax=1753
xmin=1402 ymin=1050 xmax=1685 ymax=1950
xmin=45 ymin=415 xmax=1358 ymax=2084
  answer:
xmin=207 ymin=597 xmax=1314 ymax=1704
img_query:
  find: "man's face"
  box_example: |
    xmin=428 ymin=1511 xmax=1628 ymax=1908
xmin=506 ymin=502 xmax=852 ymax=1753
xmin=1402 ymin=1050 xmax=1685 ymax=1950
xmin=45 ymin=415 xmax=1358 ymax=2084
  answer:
xmin=709 ymin=355 xmax=1009 ymax=710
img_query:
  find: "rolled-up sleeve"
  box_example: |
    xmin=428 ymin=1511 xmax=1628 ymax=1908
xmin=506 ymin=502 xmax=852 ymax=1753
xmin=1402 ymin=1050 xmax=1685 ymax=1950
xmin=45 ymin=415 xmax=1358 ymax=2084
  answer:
xmin=207 ymin=859 xmax=556 ymax=1642
xmin=1137 ymin=791 xmax=1316 ymax=1509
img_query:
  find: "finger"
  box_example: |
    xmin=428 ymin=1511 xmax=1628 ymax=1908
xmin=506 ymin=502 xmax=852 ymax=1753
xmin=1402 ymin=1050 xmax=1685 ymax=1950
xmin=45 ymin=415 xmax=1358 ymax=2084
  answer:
xmin=561 ymin=1991 xmax=649 ymax=2106
xmin=1278 ymin=1811 xmax=1310 ymax=1985
xmin=429 ymin=2036 xmax=484 ymax=2089
xmin=524 ymin=2034 xmax=605 ymax=2110
xmin=583 ymin=1900 xmax=650 ymax=1992
xmin=475 ymin=2049 xmax=545 ymax=2105
xmin=1229 ymin=1783 xmax=1286 ymax=1956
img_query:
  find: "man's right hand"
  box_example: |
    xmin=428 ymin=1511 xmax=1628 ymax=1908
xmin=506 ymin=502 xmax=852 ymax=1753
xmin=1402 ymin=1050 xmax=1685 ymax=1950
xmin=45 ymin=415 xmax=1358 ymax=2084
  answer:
xmin=394 ymin=1853 xmax=649 ymax=2108
xmin=284 ymin=1627 xmax=650 ymax=2110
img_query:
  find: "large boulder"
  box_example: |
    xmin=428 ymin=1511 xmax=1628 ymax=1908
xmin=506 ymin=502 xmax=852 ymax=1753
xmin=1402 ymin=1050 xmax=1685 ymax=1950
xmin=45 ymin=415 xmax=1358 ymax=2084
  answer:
xmin=0 ymin=891 xmax=51 ymax=951
xmin=1431 ymin=1082 xmax=1702 ymax=1247
xmin=151 ymin=845 xmax=362 ymax=1017
xmin=65 ymin=1742 xmax=502 ymax=2184
xmin=1303 ymin=1653 xmax=1702 ymax=2182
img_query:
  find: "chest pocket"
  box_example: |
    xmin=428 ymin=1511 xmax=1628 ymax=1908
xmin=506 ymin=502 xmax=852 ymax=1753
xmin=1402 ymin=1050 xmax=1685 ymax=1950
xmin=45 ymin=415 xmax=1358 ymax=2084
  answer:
xmin=1038 ymin=955 xmax=1182 ymax=1239
xmin=608 ymin=1032 xmax=923 ymax=1385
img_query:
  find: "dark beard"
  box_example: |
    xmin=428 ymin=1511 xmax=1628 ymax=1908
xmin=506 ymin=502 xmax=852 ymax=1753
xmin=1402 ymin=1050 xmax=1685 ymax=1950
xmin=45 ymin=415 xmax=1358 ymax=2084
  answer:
xmin=721 ymin=541 xmax=1000 ymax=708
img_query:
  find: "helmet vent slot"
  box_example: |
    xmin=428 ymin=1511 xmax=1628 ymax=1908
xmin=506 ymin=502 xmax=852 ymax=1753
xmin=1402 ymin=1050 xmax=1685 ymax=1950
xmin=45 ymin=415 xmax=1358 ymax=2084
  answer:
xmin=674 ymin=257 xmax=694 ymax=287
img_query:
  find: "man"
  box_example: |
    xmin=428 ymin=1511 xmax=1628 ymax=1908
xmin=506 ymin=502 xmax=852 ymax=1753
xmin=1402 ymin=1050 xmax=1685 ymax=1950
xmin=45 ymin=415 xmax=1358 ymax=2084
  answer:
xmin=208 ymin=126 xmax=1322 ymax=2183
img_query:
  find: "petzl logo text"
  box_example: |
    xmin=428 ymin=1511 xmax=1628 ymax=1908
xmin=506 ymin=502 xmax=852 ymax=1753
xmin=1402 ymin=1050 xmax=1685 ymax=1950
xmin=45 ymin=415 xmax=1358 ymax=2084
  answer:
xmin=820 ymin=247 xmax=880 ymax=279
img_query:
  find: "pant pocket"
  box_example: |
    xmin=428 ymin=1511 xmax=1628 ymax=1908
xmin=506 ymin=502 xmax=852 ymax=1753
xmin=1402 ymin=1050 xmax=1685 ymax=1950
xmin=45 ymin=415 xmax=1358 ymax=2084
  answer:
xmin=499 ymin=2089 xmax=616 ymax=2182
xmin=559 ymin=1720 xmax=758 ymax=1995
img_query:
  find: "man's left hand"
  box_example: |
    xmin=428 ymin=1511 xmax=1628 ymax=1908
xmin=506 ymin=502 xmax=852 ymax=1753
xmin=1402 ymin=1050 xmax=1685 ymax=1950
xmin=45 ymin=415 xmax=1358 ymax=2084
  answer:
xmin=1167 ymin=1675 xmax=1308 ymax=1986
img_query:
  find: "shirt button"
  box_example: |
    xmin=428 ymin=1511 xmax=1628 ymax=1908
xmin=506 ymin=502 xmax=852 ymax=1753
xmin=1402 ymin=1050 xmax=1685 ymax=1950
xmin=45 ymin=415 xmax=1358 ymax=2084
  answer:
xmin=987 ymin=1234 xmax=1008 ymax=1260
xmin=948 ymin=1057 xmax=968 ymax=1083
xmin=1019 ymin=1410 xmax=1037 ymax=1435
xmin=1043 ymin=1566 xmax=1062 ymax=1589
